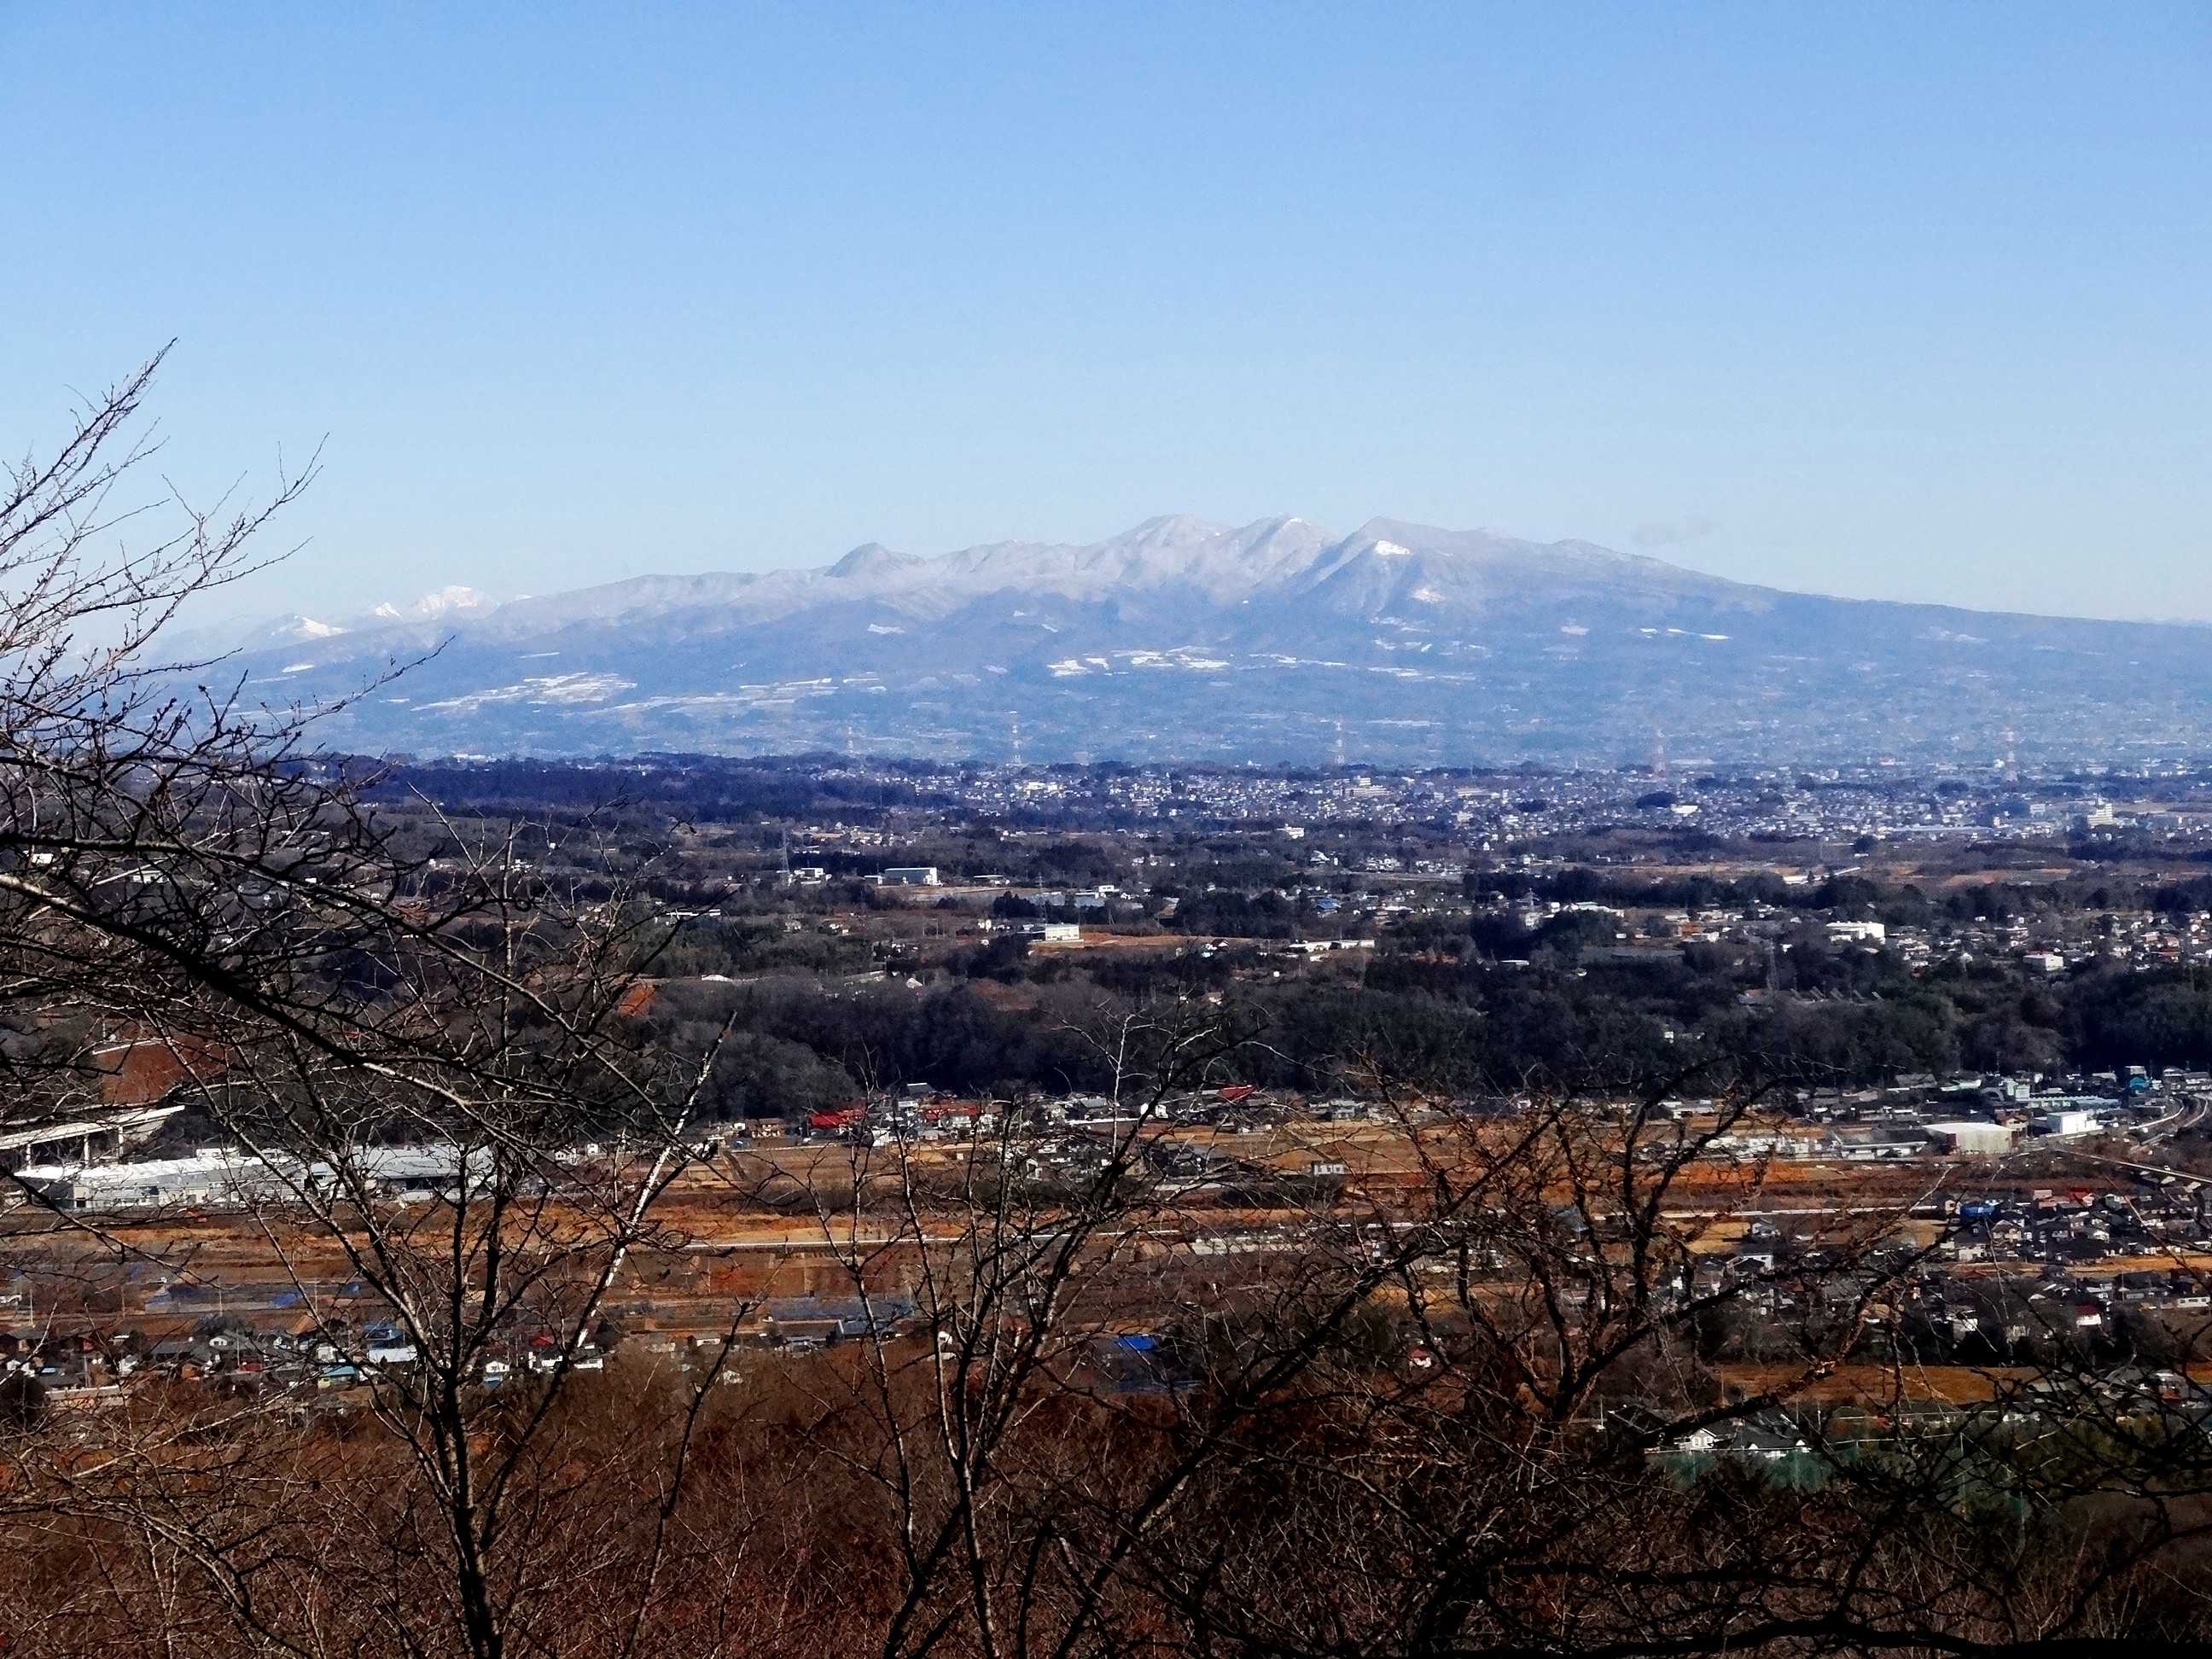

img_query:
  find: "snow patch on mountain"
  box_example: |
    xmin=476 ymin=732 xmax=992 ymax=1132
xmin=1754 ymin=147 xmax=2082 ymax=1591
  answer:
xmin=373 ymin=585 xmax=495 ymax=622
xmin=418 ymin=672 xmax=634 ymax=714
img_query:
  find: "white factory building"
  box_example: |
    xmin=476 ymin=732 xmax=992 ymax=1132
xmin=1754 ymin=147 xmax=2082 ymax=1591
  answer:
xmin=11 ymin=1144 xmax=485 ymax=1212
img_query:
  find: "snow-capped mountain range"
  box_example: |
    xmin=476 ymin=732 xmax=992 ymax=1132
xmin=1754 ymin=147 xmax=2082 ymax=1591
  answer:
xmin=196 ymin=516 xmax=2212 ymax=766
xmin=189 ymin=585 xmax=498 ymax=656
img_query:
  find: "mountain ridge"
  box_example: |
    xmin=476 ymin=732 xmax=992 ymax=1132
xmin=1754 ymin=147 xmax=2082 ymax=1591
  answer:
xmin=205 ymin=516 xmax=2212 ymax=766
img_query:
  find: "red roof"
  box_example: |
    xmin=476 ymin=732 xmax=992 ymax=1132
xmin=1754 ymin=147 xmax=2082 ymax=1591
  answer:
xmin=95 ymin=1034 xmax=227 ymax=1105
xmin=614 ymin=981 xmax=661 ymax=1019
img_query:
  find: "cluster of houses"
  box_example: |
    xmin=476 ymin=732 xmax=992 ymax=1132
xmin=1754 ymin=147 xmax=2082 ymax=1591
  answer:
xmin=1934 ymin=1185 xmax=2210 ymax=1268
xmin=0 ymin=1308 xmax=632 ymax=1404
xmin=1703 ymin=1185 xmax=2212 ymax=1364
xmin=1 ymin=1285 xmax=1202 ymax=1417
xmin=0 ymin=1316 xmax=428 ymax=1400
xmin=788 ymin=1082 xmax=1382 ymax=1149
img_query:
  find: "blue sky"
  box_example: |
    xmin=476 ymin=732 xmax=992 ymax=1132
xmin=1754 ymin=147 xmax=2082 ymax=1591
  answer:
xmin=4 ymin=3 xmax=2206 ymax=621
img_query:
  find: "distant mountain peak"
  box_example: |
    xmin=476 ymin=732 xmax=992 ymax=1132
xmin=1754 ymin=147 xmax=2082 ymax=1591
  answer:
xmin=828 ymin=542 xmax=920 ymax=579
xmin=1106 ymin=512 xmax=1231 ymax=548
xmin=372 ymin=585 xmax=495 ymax=621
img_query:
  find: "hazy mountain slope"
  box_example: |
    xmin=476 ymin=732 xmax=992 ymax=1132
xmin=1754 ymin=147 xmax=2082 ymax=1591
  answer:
xmin=209 ymin=518 xmax=2210 ymax=766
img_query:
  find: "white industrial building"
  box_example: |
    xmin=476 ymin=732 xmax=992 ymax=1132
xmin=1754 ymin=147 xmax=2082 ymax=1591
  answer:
xmin=0 ymin=1105 xmax=183 ymax=1173
xmin=12 ymin=1149 xmax=299 ymax=1211
xmin=11 ymin=1143 xmax=484 ymax=1212
xmin=2029 ymin=1109 xmax=2101 ymax=1138
xmin=1924 ymin=1121 xmax=2017 ymax=1155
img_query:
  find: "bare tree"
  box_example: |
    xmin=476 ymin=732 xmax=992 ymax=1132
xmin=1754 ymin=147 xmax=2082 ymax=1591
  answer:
xmin=0 ymin=358 xmax=748 ymax=1658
